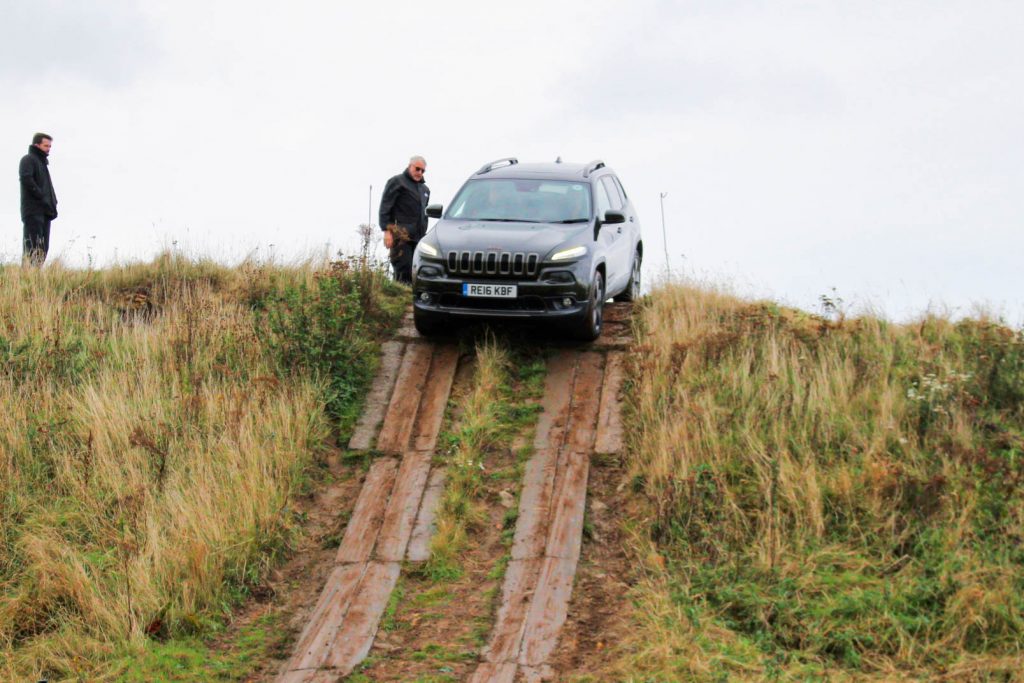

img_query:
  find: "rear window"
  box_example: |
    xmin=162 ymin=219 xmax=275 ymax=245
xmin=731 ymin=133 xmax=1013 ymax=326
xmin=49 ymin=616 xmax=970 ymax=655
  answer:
xmin=447 ymin=179 xmax=592 ymax=223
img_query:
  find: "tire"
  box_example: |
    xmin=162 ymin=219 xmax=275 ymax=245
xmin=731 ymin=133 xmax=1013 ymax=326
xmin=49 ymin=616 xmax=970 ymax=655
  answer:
xmin=614 ymin=250 xmax=641 ymax=302
xmin=570 ymin=270 xmax=605 ymax=341
xmin=413 ymin=308 xmax=445 ymax=337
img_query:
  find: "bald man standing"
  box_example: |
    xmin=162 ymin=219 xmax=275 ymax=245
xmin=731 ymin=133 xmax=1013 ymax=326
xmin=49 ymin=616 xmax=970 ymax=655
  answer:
xmin=379 ymin=155 xmax=430 ymax=284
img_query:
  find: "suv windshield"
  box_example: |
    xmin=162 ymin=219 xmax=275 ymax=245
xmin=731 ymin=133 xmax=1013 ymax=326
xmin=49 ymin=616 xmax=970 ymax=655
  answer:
xmin=447 ymin=179 xmax=592 ymax=223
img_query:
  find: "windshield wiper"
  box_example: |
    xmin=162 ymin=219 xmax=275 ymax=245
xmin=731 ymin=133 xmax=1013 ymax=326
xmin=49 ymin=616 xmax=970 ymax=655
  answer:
xmin=478 ymin=218 xmax=540 ymax=223
xmin=555 ymin=218 xmax=590 ymax=224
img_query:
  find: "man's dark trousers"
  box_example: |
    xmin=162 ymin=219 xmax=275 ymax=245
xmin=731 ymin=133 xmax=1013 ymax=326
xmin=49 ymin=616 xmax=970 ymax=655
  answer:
xmin=23 ymin=214 xmax=51 ymax=265
xmin=390 ymin=239 xmax=417 ymax=284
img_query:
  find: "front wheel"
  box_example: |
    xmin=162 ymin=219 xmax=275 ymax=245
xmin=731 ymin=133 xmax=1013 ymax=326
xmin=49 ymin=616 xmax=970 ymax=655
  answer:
xmin=614 ymin=250 xmax=641 ymax=302
xmin=570 ymin=271 xmax=604 ymax=341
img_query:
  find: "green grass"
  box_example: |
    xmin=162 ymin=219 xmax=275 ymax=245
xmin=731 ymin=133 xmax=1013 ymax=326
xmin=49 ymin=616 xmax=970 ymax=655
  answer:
xmin=408 ymin=642 xmax=477 ymax=663
xmin=424 ymin=337 xmax=546 ymax=581
xmin=113 ymin=612 xmax=291 ymax=681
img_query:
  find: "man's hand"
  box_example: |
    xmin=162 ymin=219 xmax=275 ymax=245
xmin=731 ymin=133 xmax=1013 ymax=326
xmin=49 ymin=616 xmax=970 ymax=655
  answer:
xmin=383 ymin=229 xmax=394 ymax=249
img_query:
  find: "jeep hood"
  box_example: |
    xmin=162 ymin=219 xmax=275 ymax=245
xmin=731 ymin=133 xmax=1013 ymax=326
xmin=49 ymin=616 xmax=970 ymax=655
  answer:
xmin=432 ymin=220 xmax=587 ymax=257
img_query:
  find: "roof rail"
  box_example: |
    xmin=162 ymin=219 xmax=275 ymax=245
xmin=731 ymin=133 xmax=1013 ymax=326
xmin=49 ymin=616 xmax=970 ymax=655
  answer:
xmin=582 ymin=159 xmax=605 ymax=178
xmin=476 ymin=157 xmax=519 ymax=175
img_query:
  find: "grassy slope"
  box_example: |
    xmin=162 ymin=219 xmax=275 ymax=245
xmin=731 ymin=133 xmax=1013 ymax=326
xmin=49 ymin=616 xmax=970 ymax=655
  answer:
xmin=11 ymin=261 xmax=1022 ymax=682
xmin=617 ymin=284 xmax=1024 ymax=681
xmin=0 ymin=254 xmax=405 ymax=682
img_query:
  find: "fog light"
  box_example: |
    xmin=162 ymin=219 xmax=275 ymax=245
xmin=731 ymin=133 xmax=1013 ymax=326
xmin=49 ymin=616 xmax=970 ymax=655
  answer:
xmin=563 ymin=297 xmax=572 ymax=307
xmin=419 ymin=292 xmax=431 ymax=302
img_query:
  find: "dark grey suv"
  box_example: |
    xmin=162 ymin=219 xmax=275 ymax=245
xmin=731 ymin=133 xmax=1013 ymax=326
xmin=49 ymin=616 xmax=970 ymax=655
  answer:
xmin=411 ymin=158 xmax=642 ymax=340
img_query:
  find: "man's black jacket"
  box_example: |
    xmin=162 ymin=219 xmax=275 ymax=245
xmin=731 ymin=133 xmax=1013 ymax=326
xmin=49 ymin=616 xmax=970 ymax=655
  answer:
xmin=379 ymin=169 xmax=429 ymax=243
xmin=19 ymin=146 xmax=58 ymax=220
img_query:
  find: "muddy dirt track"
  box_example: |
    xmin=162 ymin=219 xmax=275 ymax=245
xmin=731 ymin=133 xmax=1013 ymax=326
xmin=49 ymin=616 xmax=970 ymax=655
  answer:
xmin=275 ymin=305 xmax=631 ymax=682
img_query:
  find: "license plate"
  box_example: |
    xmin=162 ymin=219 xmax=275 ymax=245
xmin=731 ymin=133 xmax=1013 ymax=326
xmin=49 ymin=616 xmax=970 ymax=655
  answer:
xmin=462 ymin=283 xmax=517 ymax=298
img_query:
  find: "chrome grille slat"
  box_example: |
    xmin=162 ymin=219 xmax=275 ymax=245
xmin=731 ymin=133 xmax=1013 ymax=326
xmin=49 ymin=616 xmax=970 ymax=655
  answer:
xmin=446 ymin=250 xmax=541 ymax=278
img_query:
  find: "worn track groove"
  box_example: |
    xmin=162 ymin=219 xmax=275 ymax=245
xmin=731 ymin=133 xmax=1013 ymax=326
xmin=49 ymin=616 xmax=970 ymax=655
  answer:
xmin=281 ymin=305 xmax=630 ymax=682
xmin=277 ymin=341 xmax=460 ymax=681
xmin=348 ymin=341 xmax=406 ymax=451
xmin=473 ymin=348 xmax=619 ymax=681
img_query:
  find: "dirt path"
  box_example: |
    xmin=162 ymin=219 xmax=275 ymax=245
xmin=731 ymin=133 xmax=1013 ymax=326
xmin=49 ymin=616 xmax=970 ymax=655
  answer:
xmin=272 ymin=304 xmax=634 ymax=682
xmin=353 ymin=353 xmax=521 ymax=681
xmin=469 ymin=348 xmax=627 ymax=683
xmin=275 ymin=341 xmax=462 ymax=681
xmin=544 ymin=444 xmax=635 ymax=679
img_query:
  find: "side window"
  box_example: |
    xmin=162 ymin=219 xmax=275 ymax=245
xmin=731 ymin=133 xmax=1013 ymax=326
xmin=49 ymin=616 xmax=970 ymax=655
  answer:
xmin=610 ymin=175 xmax=626 ymax=201
xmin=612 ymin=176 xmax=628 ymax=203
xmin=600 ymin=176 xmax=623 ymax=211
xmin=594 ymin=180 xmax=613 ymax=217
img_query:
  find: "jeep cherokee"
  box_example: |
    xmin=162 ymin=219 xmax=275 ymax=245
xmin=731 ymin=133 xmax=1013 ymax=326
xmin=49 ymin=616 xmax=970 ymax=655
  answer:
xmin=411 ymin=157 xmax=642 ymax=340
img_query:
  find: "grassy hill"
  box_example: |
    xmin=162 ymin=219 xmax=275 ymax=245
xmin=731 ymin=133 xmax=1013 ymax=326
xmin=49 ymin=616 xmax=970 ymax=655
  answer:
xmin=5 ymin=260 xmax=1022 ymax=682
xmin=0 ymin=255 xmax=406 ymax=681
xmin=616 ymin=284 xmax=1024 ymax=681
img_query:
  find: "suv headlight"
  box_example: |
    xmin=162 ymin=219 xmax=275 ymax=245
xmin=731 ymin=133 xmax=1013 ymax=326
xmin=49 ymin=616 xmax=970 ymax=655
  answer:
xmin=417 ymin=241 xmax=440 ymax=258
xmin=550 ymin=245 xmax=587 ymax=261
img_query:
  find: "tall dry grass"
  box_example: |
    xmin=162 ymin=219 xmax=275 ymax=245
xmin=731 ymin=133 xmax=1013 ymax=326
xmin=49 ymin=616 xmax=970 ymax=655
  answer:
xmin=616 ymin=282 xmax=1024 ymax=680
xmin=0 ymin=254 xmax=399 ymax=681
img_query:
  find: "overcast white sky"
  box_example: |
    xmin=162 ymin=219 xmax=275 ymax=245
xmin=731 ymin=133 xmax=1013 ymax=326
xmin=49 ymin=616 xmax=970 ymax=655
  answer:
xmin=2 ymin=1 xmax=1022 ymax=323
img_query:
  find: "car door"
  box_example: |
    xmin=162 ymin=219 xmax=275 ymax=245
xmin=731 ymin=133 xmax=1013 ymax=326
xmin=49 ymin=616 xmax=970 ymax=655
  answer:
xmin=592 ymin=179 xmax=619 ymax=294
xmin=610 ymin=175 xmax=639 ymax=251
xmin=598 ymin=175 xmax=630 ymax=293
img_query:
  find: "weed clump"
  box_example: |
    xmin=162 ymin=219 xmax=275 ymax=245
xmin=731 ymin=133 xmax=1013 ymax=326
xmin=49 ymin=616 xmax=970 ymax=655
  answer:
xmin=256 ymin=257 xmax=406 ymax=431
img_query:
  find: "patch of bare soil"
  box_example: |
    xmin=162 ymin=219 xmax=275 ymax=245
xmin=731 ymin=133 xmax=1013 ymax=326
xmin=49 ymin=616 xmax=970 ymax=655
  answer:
xmin=547 ymin=453 xmax=635 ymax=680
xmin=205 ymin=447 xmax=371 ymax=681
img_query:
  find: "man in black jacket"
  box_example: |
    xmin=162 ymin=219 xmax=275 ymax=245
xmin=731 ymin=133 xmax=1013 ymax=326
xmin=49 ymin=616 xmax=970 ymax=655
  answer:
xmin=379 ymin=155 xmax=430 ymax=283
xmin=19 ymin=132 xmax=59 ymax=266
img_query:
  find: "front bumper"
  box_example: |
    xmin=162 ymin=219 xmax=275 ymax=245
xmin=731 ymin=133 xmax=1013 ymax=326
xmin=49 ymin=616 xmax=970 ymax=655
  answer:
xmin=412 ymin=270 xmax=589 ymax=320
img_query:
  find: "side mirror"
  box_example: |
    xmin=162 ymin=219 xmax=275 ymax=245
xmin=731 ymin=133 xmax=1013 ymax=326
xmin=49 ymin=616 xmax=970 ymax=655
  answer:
xmin=602 ymin=210 xmax=626 ymax=225
xmin=426 ymin=204 xmax=443 ymax=219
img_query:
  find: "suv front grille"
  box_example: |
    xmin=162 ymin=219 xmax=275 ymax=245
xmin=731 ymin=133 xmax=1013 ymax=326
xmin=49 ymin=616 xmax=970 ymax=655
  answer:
xmin=447 ymin=250 xmax=540 ymax=278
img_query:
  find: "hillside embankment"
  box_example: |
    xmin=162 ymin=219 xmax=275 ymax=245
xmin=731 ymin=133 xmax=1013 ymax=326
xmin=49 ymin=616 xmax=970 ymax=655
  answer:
xmin=4 ymin=257 xmax=1022 ymax=683
xmin=0 ymin=255 xmax=406 ymax=681
xmin=615 ymin=285 xmax=1024 ymax=681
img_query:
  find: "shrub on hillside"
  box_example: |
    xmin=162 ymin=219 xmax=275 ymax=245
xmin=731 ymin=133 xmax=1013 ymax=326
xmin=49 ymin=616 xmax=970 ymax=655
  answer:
xmin=257 ymin=258 xmax=405 ymax=430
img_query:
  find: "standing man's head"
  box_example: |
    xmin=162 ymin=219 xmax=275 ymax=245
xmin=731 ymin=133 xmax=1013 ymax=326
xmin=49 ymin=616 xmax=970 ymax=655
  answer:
xmin=407 ymin=155 xmax=426 ymax=182
xmin=32 ymin=133 xmax=52 ymax=155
